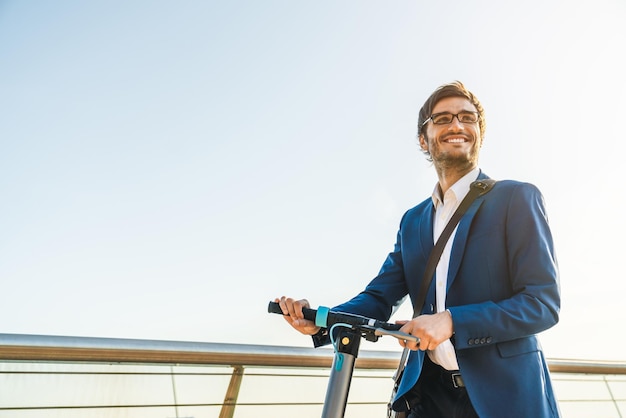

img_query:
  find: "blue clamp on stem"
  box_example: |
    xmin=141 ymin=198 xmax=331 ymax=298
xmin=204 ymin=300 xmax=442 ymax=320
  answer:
xmin=335 ymin=353 xmax=344 ymax=371
xmin=316 ymin=306 xmax=330 ymax=328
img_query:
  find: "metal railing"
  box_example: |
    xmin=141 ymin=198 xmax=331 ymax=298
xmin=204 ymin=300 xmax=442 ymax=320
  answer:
xmin=1 ymin=333 xmax=625 ymax=417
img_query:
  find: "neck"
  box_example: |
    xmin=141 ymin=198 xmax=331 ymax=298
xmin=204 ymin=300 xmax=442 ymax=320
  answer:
xmin=435 ymin=163 xmax=477 ymax=195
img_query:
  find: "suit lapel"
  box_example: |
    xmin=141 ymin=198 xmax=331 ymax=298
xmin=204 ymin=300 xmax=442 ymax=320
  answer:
xmin=446 ymin=171 xmax=491 ymax=291
xmin=446 ymin=197 xmax=484 ymax=291
xmin=417 ymin=204 xmax=436 ymax=313
xmin=419 ymin=204 xmax=435 ymax=263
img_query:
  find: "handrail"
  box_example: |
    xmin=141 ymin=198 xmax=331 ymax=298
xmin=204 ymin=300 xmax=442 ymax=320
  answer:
xmin=1 ymin=333 xmax=625 ymax=375
xmin=0 ymin=333 xmax=397 ymax=369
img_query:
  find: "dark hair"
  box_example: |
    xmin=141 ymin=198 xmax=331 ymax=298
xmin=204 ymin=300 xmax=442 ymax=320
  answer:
xmin=417 ymin=80 xmax=486 ymax=144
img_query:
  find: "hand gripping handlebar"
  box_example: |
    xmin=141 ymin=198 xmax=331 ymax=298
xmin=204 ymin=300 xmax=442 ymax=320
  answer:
xmin=267 ymin=301 xmax=419 ymax=343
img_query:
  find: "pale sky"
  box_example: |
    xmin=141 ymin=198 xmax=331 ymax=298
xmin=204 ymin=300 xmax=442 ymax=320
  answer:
xmin=1 ymin=1 xmax=625 ymax=362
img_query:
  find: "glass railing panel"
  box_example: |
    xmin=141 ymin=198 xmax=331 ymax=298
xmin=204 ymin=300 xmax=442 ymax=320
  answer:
xmin=164 ymin=365 xmax=236 ymax=405
xmin=1 ymin=335 xmax=625 ymax=418
xmin=226 ymin=405 xmax=323 ymax=418
xmin=4 ymin=365 xmax=626 ymax=417
xmin=551 ymin=373 xmax=625 ymax=418
xmin=557 ymin=401 xmax=620 ymax=418
xmin=0 ymin=362 xmax=173 ymax=408
xmin=235 ymin=366 xmax=328 ymax=406
xmin=608 ymin=377 xmax=626 ymax=399
xmin=0 ymin=407 xmax=183 ymax=418
xmin=553 ymin=373 xmax=615 ymax=400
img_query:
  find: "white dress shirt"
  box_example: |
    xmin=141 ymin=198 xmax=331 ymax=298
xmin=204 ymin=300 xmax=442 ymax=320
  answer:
xmin=427 ymin=168 xmax=480 ymax=371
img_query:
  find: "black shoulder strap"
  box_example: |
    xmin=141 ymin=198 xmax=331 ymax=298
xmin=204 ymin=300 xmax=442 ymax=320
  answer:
xmin=389 ymin=179 xmax=497 ymax=404
xmin=412 ymin=178 xmax=496 ymax=317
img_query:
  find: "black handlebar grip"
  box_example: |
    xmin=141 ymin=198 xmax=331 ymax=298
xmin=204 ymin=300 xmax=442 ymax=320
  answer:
xmin=267 ymin=301 xmax=284 ymax=314
xmin=268 ymin=301 xmax=318 ymax=322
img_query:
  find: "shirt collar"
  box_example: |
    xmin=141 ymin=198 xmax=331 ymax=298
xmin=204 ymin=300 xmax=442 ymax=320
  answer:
xmin=431 ymin=167 xmax=481 ymax=209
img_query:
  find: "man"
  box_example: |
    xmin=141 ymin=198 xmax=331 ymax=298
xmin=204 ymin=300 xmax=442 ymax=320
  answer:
xmin=276 ymin=81 xmax=561 ymax=417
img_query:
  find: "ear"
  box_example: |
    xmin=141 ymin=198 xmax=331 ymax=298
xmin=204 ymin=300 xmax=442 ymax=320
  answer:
xmin=419 ymin=134 xmax=428 ymax=151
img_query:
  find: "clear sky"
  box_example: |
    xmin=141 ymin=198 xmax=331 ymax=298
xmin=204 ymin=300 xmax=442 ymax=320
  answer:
xmin=1 ymin=1 xmax=625 ymax=362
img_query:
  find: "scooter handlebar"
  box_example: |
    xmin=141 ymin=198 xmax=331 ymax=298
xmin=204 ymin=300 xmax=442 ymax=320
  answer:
xmin=267 ymin=301 xmax=402 ymax=331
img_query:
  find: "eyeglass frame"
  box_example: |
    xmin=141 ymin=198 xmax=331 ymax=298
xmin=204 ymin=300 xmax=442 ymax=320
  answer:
xmin=420 ymin=111 xmax=480 ymax=128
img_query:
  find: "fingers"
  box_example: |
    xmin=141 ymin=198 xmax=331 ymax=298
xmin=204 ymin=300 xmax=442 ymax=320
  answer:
xmin=402 ymin=338 xmax=429 ymax=351
xmin=417 ymin=339 xmax=430 ymax=351
xmin=277 ymin=296 xmax=309 ymax=319
xmin=276 ymin=296 xmax=319 ymax=335
xmin=398 ymin=313 xmax=453 ymax=351
xmin=398 ymin=332 xmax=423 ymax=351
xmin=274 ymin=296 xmax=320 ymax=335
xmin=397 ymin=320 xmax=421 ymax=350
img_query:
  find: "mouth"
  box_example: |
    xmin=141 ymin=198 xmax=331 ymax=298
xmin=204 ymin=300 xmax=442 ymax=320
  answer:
xmin=442 ymin=136 xmax=470 ymax=144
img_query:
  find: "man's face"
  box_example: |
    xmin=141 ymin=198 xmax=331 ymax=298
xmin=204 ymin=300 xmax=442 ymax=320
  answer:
xmin=420 ymin=96 xmax=482 ymax=169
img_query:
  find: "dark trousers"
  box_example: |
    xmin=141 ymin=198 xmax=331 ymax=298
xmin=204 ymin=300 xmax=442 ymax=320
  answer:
xmin=406 ymin=356 xmax=479 ymax=418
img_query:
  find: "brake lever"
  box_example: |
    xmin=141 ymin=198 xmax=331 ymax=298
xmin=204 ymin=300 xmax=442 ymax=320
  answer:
xmin=374 ymin=328 xmax=420 ymax=344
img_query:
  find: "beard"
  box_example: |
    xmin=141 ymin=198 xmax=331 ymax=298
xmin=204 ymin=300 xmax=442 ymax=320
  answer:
xmin=426 ymin=134 xmax=481 ymax=170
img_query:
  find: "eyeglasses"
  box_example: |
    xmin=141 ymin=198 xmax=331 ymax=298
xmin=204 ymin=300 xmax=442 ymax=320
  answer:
xmin=421 ymin=111 xmax=479 ymax=127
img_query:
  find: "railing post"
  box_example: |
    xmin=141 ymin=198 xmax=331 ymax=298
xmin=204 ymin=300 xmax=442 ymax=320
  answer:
xmin=219 ymin=365 xmax=245 ymax=418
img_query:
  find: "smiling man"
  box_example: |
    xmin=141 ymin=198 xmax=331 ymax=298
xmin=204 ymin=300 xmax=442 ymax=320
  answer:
xmin=276 ymin=81 xmax=561 ymax=417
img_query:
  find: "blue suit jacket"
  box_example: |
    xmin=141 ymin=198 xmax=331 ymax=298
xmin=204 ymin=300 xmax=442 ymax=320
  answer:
xmin=329 ymin=172 xmax=561 ymax=417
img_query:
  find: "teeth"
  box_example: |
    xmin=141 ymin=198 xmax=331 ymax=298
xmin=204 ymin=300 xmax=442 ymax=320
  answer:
xmin=445 ymin=138 xmax=466 ymax=143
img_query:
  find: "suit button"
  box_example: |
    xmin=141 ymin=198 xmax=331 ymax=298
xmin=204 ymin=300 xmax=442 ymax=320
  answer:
xmin=480 ymin=338 xmax=486 ymax=344
xmin=468 ymin=339 xmax=474 ymax=345
xmin=486 ymin=337 xmax=493 ymax=344
xmin=473 ymin=338 xmax=481 ymax=345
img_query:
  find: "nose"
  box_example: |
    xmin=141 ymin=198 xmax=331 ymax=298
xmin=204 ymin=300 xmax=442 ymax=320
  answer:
xmin=447 ymin=116 xmax=465 ymax=130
